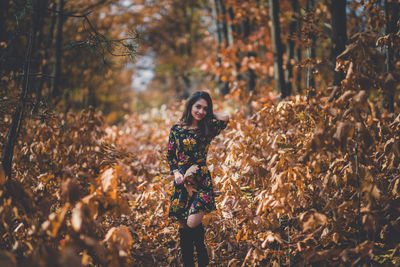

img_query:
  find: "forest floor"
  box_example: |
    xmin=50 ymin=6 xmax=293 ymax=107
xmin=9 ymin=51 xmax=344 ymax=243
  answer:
xmin=1 ymin=91 xmax=399 ymax=266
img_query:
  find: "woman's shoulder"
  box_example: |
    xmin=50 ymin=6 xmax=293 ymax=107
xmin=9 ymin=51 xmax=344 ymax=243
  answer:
xmin=171 ymin=122 xmax=183 ymax=131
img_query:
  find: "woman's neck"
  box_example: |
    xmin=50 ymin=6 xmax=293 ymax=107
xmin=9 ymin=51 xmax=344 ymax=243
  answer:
xmin=192 ymin=121 xmax=199 ymax=127
xmin=187 ymin=120 xmax=199 ymax=129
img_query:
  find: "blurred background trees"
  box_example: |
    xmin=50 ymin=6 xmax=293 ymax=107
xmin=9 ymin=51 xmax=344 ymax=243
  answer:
xmin=2 ymin=0 xmax=399 ymax=179
xmin=1 ymin=0 xmax=398 ymax=117
xmin=1 ymin=1 xmax=400 ymax=266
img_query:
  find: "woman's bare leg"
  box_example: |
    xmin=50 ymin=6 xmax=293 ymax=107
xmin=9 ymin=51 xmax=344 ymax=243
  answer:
xmin=187 ymin=211 xmax=205 ymax=228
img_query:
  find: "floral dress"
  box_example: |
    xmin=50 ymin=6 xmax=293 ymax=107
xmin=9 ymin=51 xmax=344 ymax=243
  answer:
xmin=167 ymin=119 xmax=229 ymax=221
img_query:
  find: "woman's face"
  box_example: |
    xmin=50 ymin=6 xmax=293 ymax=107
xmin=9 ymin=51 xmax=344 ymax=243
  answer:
xmin=191 ymin=98 xmax=208 ymax=122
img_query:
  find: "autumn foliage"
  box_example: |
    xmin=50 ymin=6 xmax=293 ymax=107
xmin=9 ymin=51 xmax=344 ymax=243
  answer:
xmin=1 ymin=0 xmax=400 ymax=266
xmin=1 ymin=83 xmax=399 ymax=266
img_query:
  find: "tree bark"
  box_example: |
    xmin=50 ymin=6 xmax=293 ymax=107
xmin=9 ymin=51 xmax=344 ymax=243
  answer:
xmin=34 ymin=0 xmax=53 ymax=109
xmin=383 ymin=0 xmax=399 ymax=113
xmin=295 ymin=0 xmax=302 ymax=93
xmin=268 ymin=0 xmax=287 ymax=98
xmin=0 ymin=0 xmax=10 ymax=75
xmin=51 ymin=0 xmax=65 ymax=101
xmin=218 ymin=0 xmax=231 ymax=46
xmin=2 ymin=16 xmax=37 ymax=178
xmin=306 ymin=0 xmax=316 ymax=89
xmin=216 ymin=0 xmax=231 ymax=95
xmin=212 ymin=0 xmax=223 ymax=48
xmin=286 ymin=0 xmax=298 ymax=96
xmin=330 ymin=0 xmax=347 ymax=87
xmin=37 ymin=0 xmax=57 ymax=107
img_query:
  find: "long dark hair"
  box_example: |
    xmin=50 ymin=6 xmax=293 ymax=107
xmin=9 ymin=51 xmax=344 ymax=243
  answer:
xmin=180 ymin=91 xmax=216 ymax=138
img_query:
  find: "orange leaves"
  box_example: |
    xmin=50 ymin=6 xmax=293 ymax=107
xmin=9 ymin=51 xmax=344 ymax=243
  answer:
xmin=71 ymin=203 xmax=84 ymax=232
xmin=41 ymin=203 xmax=70 ymax=237
xmin=99 ymin=168 xmax=117 ymax=193
xmin=236 ymin=228 xmax=248 ymax=241
xmin=104 ymin=226 xmax=133 ymax=256
xmin=333 ymin=121 xmax=352 ymax=142
xmin=61 ymin=178 xmax=81 ymax=204
xmin=2 ymin=82 xmax=400 ymax=267
xmin=301 ymin=212 xmax=328 ymax=232
xmin=0 ymin=163 xmax=5 ymax=186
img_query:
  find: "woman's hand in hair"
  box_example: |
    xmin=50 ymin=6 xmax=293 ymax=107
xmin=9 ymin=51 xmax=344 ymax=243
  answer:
xmin=213 ymin=112 xmax=230 ymax=122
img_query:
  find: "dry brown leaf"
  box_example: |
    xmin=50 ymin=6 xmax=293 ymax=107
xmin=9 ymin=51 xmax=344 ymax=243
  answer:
xmin=104 ymin=226 xmax=133 ymax=251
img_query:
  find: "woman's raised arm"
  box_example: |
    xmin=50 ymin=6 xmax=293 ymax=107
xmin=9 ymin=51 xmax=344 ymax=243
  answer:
xmin=213 ymin=112 xmax=230 ymax=122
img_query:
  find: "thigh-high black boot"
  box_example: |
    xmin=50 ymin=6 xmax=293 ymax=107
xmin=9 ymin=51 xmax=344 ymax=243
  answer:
xmin=179 ymin=227 xmax=194 ymax=267
xmin=193 ymin=224 xmax=209 ymax=267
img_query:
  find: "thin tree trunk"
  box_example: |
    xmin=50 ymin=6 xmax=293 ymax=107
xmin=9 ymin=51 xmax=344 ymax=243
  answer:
xmin=88 ymin=85 xmax=96 ymax=108
xmin=0 ymin=0 xmax=11 ymax=75
xmin=296 ymin=46 xmax=302 ymax=93
xmin=330 ymin=0 xmax=347 ymax=86
xmin=218 ymin=0 xmax=230 ymax=46
xmin=383 ymin=0 xmax=399 ymax=113
xmin=244 ymin=18 xmax=257 ymax=94
xmin=268 ymin=0 xmax=287 ymax=98
xmin=247 ymin=64 xmax=257 ymax=93
xmin=286 ymin=0 xmax=298 ymax=96
xmin=182 ymin=74 xmax=191 ymax=98
xmin=51 ymin=0 xmax=64 ymax=101
xmin=228 ymin=7 xmax=242 ymax=82
xmin=2 ymin=9 xmax=38 ymax=178
xmin=217 ymin=0 xmax=231 ymax=94
xmin=37 ymin=1 xmax=57 ymax=106
xmin=212 ymin=0 xmax=223 ymax=49
xmin=184 ymin=2 xmax=192 ymax=57
xmin=306 ymin=0 xmax=316 ymax=89
xmin=295 ymin=0 xmax=302 ymax=93
xmin=35 ymin=0 xmax=53 ymax=109
xmin=213 ymin=0 xmax=228 ymax=95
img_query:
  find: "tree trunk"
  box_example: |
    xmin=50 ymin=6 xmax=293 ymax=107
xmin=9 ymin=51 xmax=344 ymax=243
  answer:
xmin=37 ymin=1 xmax=57 ymax=107
xmin=228 ymin=7 xmax=242 ymax=82
xmin=34 ymin=0 xmax=53 ymax=109
xmin=2 ymin=8 xmax=38 ymax=178
xmin=0 ymin=0 xmax=10 ymax=75
xmin=184 ymin=2 xmax=192 ymax=57
xmin=268 ymin=0 xmax=287 ymax=98
xmin=88 ymin=85 xmax=96 ymax=108
xmin=306 ymin=0 xmax=316 ymax=89
xmin=330 ymin=0 xmax=347 ymax=87
xmin=295 ymin=0 xmax=302 ymax=93
xmin=286 ymin=0 xmax=298 ymax=96
xmin=383 ymin=0 xmax=399 ymax=113
xmin=182 ymin=73 xmax=191 ymax=99
xmin=212 ymin=0 xmax=223 ymax=48
xmin=217 ymin=0 xmax=231 ymax=95
xmin=51 ymin=0 xmax=64 ymax=101
xmin=218 ymin=0 xmax=231 ymax=46
xmin=296 ymin=46 xmax=302 ymax=93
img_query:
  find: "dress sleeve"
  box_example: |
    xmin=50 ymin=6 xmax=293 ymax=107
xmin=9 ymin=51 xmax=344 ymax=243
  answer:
xmin=212 ymin=118 xmax=229 ymax=137
xmin=167 ymin=125 xmax=179 ymax=174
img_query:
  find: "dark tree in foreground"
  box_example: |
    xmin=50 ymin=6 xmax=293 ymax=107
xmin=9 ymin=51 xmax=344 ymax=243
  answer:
xmin=306 ymin=0 xmax=316 ymax=89
xmin=285 ymin=0 xmax=299 ymax=96
xmin=269 ymin=0 xmax=287 ymax=98
xmin=384 ymin=0 xmax=399 ymax=113
xmin=330 ymin=0 xmax=347 ymax=86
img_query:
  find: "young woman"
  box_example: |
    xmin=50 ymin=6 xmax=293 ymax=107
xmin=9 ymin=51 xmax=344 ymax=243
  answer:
xmin=167 ymin=91 xmax=229 ymax=267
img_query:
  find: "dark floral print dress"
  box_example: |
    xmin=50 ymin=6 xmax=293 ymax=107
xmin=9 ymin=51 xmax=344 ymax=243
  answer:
xmin=167 ymin=119 xmax=229 ymax=221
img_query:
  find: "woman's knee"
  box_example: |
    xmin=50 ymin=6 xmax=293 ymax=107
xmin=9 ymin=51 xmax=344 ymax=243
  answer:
xmin=187 ymin=212 xmax=204 ymax=228
xmin=186 ymin=219 xmax=198 ymax=228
